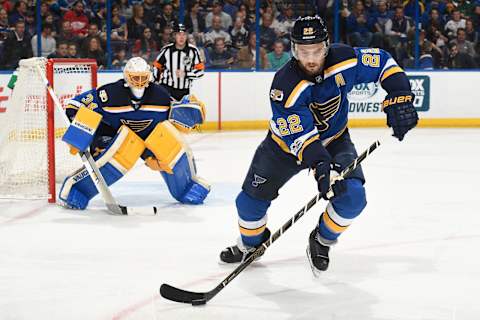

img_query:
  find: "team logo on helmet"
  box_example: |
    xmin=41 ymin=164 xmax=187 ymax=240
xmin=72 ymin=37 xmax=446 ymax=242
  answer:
xmin=303 ymin=27 xmax=314 ymax=35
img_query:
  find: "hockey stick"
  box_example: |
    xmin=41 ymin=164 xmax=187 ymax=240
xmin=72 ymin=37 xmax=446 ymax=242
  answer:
xmin=160 ymin=139 xmax=381 ymax=305
xmin=35 ymin=64 xmax=157 ymax=216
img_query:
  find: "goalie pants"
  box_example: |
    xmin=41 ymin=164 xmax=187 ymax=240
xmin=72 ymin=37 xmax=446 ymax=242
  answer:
xmin=236 ymin=129 xmax=367 ymax=247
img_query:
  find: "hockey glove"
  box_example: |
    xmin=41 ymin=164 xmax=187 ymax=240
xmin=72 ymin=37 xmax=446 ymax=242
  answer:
xmin=314 ymin=159 xmax=331 ymax=198
xmin=315 ymin=161 xmax=348 ymax=200
xmin=383 ymin=91 xmax=418 ymax=141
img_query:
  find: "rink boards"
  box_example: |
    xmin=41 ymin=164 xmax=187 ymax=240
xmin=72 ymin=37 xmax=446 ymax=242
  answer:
xmin=0 ymin=70 xmax=478 ymax=129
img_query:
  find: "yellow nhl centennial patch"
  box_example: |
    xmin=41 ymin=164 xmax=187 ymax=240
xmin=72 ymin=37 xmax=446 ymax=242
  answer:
xmin=270 ymin=89 xmax=284 ymax=102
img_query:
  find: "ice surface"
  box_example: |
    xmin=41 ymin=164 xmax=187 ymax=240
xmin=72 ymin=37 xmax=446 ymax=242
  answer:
xmin=1 ymin=128 xmax=479 ymax=320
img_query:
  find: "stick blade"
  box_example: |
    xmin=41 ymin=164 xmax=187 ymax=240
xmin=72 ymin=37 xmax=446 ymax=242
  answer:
xmin=121 ymin=205 xmax=158 ymax=216
xmin=120 ymin=206 xmax=158 ymax=216
xmin=160 ymin=283 xmax=207 ymax=306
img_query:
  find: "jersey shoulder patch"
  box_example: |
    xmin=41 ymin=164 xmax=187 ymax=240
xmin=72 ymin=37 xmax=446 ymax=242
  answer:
xmin=270 ymin=60 xmax=313 ymax=108
xmin=96 ymin=80 xmax=131 ymax=107
xmin=323 ymin=43 xmax=357 ymax=79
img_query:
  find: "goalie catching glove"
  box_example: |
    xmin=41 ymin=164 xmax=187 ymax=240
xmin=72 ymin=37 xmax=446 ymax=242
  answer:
xmin=169 ymin=94 xmax=206 ymax=132
xmin=382 ymin=91 xmax=418 ymax=141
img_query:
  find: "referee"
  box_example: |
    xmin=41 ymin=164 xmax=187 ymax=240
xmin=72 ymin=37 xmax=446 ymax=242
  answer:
xmin=153 ymin=23 xmax=205 ymax=101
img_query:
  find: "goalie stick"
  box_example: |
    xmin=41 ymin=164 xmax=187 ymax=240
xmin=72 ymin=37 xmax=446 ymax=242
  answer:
xmin=159 ymin=138 xmax=381 ymax=305
xmin=35 ymin=63 xmax=157 ymax=216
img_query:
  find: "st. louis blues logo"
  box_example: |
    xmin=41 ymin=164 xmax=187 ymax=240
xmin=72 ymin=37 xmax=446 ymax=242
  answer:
xmin=120 ymin=119 xmax=153 ymax=133
xmin=308 ymin=94 xmax=341 ymax=132
xmin=251 ymin=174 xmax=267 ymax=187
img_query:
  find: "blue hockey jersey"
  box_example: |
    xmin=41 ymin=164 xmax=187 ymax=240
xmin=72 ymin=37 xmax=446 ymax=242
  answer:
xmin=65 ymin=79 xmax=172 ymax=140
xmin=268 ymin=43 xmax=409 ymax=165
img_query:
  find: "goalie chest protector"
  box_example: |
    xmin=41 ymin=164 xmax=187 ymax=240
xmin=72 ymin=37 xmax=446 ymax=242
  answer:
xmin=76 ymin=80 xmax=173 ymax=140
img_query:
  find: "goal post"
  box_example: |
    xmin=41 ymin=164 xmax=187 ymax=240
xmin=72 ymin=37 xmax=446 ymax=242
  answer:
xmin=0 ymin=58 xmax=98 ymax=203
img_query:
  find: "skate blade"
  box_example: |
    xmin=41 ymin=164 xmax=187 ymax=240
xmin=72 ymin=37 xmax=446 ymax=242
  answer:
xmin=218 ymin=259 xmax=239 ymax=266
xmin=306 ymin=245 xmax=322 ymax=278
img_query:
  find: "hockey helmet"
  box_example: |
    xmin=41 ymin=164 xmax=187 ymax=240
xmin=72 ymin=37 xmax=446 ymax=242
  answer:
xmin=123 ymin=57 xmax=152 ymax=90
xmin=291 ymin=15 xmax=329 ymax=59
xmin=173 ymin=23 xmax=187 ymax=33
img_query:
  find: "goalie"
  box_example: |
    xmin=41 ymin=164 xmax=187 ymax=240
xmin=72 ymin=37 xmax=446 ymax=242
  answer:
xmin=59 ymin=57 xmax=210 ymax=210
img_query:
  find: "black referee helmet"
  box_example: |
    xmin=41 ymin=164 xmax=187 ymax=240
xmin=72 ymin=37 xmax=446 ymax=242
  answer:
xmin=173 ymin=23 xmax=187 ymax=33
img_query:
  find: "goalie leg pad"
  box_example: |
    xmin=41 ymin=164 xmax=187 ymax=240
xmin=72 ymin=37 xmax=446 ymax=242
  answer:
xmin=145 ymin=121 xmax=210 ymax=204
xmin=59 ymin=126 xmax=145 ymax=209
xmin=160 ymin=153 xmax=210 ymax=204
xmin=144 ymin=121 xmax=184 ymax=173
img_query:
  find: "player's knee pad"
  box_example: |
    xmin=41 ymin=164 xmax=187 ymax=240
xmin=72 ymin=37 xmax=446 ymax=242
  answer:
xmin=145 ymin=121 xmax=210 ymax=204
xmin=331 ymin=178 xmax=367 ymax=218
xmin=236 ymin=191 xmax=271 ymax=247
xmin=59 ymin=126 xmax=145 ymax=209
xmin=318 ymin=179 xmax=366 ymax=241
xmin=333 ymin=152 xmax=365 ymax=183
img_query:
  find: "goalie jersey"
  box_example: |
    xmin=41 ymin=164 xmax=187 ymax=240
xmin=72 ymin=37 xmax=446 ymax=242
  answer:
xmin=65 ymin=79 xmax=172 ymax=141
xmin=268 ymin=43 xmax=410 ymax=163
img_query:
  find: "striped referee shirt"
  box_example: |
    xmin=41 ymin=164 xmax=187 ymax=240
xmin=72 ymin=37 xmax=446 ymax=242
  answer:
xmin=153 ymin=43 xmax=205 ymax=90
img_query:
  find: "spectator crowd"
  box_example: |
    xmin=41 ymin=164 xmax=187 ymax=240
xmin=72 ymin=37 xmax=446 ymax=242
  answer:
xmin=0 ymin=0 xmax=479 ymax=70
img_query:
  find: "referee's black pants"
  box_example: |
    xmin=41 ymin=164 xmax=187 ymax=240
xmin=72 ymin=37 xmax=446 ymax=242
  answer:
xmin=162 ymin=86 xmax=190 ymax=101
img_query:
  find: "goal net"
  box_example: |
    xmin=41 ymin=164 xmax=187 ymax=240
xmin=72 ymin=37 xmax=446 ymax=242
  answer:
xmin=0 ymin=58 xmax=97 ymax=202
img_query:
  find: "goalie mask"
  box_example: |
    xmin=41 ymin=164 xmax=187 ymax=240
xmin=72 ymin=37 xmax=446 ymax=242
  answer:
xmin=123 ymin=57 xmax=152 ymax=99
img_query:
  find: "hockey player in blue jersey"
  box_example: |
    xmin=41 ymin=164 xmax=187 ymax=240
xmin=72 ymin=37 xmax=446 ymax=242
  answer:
xmin=220 ymin=16 xmax=418 ymax=272
xmin=59 ymin=57 xmax=210 ymax=210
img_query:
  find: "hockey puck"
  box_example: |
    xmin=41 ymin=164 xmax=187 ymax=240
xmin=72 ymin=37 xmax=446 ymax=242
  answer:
xmin=191 ymin=299 xmax=207 ymax=306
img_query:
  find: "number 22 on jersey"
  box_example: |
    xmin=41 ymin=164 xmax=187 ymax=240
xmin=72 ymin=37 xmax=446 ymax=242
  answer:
xmin=276 ymin=114 xmax=304 ymax=136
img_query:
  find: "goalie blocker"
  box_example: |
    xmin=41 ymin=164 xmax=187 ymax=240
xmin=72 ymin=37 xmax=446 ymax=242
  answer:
xmin=62 ymin=106 xmax=103 ymax=154
xmin=59 ymin=121 xmax=210 ymax=210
